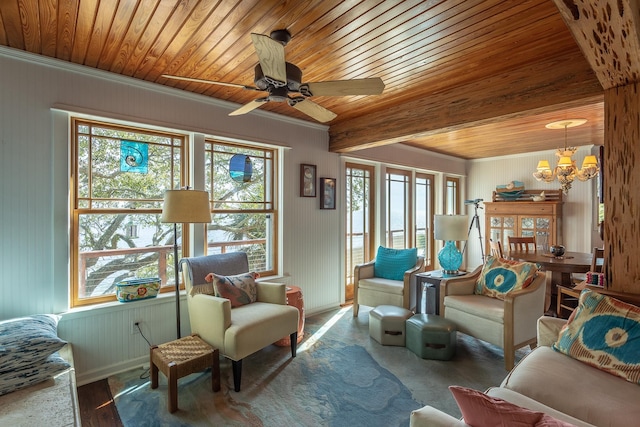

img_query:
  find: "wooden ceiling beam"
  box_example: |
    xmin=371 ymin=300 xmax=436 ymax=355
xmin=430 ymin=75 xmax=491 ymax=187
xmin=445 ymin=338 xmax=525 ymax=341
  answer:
xmin=552 ymin=0 xmax=640 ymax=89
xmin=328 ymin=49 xmax=603 ymax=153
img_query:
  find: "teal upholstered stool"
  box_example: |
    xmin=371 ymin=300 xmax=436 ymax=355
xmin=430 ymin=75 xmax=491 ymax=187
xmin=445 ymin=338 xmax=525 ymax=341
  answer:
xmin=406 ymin=314 xmax=457 ymax=360
xmin=369 ymin=305 xmax=414 ymax=346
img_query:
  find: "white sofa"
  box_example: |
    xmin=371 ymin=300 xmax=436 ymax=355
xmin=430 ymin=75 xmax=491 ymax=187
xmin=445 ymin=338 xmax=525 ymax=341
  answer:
xmin=0 ymin=343 xmax=81 ymax=426
xmin=410 ymin=316 xmax=640 ymax=427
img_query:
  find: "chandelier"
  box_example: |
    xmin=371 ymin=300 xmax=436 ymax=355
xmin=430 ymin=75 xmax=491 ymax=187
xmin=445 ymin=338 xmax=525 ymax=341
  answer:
xmin=532 ymin=119 xmax=599 ymax=194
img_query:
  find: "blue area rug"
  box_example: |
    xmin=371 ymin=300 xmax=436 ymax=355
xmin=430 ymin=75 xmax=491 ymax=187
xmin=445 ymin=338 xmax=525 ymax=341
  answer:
xmin=109 ymin=312 xmax=422 ymax=426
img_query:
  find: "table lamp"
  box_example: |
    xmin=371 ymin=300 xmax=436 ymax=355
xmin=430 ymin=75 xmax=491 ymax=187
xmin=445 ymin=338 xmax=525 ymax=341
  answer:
xmin=161 ymin=188 xmax=211 ymax=338
xmin=434 ymin=215 xmax=468 ymax=275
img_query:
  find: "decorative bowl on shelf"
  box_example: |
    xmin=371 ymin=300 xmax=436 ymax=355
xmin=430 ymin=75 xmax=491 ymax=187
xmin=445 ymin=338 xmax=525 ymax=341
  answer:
xmin=496 ymin=180 xmax=525 ymax=200
xmin=549 ymin=245 xmax=566 ymax=257
xmin=499 ymin=190 xmax=524 ymax=200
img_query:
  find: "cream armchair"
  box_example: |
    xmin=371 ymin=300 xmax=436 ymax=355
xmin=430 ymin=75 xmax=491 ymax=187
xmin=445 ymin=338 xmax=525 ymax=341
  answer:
xmin=353 ymin=256 xmax=425 ymax=317
xmin=440 ymin=265 xmax=546 ymax=370
xmin=180 ymin=252 xmax=299 ymax=392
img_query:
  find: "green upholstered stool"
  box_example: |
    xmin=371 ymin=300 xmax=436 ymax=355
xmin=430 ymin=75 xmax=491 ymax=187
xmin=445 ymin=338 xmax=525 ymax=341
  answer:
xmin=369 ymin=305 xmax=414 ymax=346
xmin=406 ymin=314 xmax=457 ymax=360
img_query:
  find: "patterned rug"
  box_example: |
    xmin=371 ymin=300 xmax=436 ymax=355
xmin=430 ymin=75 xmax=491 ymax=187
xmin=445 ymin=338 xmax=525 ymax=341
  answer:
xmin=109 ymin=306 xmax=528 ymax=426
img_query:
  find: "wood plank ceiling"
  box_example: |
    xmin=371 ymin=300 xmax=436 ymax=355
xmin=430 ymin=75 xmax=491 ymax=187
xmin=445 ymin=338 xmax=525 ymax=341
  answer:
xmin=0 ymin=0 xmax=605 ymax=159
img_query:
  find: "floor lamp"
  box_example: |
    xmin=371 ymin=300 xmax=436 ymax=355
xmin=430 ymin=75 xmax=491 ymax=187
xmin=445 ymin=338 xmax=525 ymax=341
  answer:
xmin=161 ymin=189 xmax=211 ymax=339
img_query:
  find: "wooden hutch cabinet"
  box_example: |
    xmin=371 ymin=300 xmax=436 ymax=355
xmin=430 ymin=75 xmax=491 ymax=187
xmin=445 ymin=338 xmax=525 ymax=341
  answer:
xmin=484 ymin=190 xmax=563 ymax=254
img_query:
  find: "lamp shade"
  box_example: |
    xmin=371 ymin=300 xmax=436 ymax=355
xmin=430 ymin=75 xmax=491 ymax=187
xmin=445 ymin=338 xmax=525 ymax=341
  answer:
xmin=557 ymin=156 xmax=573 ymax=168
xmin=581 ymin=155 xmax=598 ymax=168
xmin=536 ymin=160 xmax=551 ymax=170
xmin=434 ymin=215 xmax=468 ymax=241
xmin=161 ymin=189 xmax=211 ymax=223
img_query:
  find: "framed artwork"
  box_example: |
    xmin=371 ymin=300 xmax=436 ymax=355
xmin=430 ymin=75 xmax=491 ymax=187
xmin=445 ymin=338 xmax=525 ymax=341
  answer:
xmin=300 ymin=164 xmax=316 ymax=197
xmin=320 ymin=177 xmax=336 ymax=209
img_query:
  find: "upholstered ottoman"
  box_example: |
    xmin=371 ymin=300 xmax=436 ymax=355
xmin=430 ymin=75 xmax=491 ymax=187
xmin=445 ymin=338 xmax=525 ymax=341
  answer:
xmin=369 ymin=305 xmax=414 ymax=346
xmin=406 ymin=314 xmax=456 ymax=360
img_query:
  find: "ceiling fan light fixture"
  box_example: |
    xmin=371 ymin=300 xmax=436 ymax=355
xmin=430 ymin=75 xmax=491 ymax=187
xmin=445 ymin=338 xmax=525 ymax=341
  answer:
xmin=269 ymin=29 xmax=292 ymax=46
xmin=165 ymin=29 xmax=384 ymax=123
xmin=532 ymin=118 xmax=599 ymax=194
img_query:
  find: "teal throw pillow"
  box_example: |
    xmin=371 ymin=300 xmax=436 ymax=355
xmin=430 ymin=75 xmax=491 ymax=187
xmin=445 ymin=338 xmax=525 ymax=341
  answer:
xmin=374 ymin=246 xmax=418 ymax=281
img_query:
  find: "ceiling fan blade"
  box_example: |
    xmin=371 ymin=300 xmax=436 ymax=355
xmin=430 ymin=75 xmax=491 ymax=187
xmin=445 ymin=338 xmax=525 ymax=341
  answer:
xmin=291 ymin=99 xmax=337 ymax=123
xmin=302 ymin=78 xmax=385 ymax=96
xmin=250 ymin=33 xmax=287 ymax=86
xmin=161 ymin=74 xmax=259 ymax=91
xmin=229 ymin=99 xmax=266 ymax=116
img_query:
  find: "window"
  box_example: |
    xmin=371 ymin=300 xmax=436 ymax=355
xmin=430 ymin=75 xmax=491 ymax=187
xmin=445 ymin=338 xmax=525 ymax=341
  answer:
xmin=415 ymin=173 xmax=435 ymax=269
xmin=345 ymin=163 xmax=375 ymax=300
xmin=204 ymin=140 xmax=277 ymax=275
xmin=386 ymin=169 xmax=412 ymax=249
xmin=444 ymin=176 xmax=460 ymax=214
xmin=71 ymin=119 xmax=186 ymax=307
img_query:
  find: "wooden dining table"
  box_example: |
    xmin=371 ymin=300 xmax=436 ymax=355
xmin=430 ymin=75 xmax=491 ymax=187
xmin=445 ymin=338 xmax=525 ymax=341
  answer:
xmin=508 ymin=250 xmax=593 ymax=311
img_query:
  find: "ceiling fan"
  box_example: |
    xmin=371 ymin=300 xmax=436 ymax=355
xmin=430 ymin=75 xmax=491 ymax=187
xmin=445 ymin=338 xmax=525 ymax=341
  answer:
xmin=162 ymin=29 xmax=385 ymax=123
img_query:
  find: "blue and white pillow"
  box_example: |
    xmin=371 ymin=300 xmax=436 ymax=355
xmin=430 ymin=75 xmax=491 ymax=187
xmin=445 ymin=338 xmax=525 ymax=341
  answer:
xmin=0 ymin=314 xmax=67 ymax=372
xmin=0 ymin=352 xmax=70 ymax=396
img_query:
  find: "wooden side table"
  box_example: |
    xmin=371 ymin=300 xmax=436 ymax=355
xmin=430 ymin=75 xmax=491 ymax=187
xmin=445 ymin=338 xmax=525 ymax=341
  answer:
xmin=150 ymin=334 xmax=220 ymax=413
xmin=275 ymin=285 xmax=305 ymax=346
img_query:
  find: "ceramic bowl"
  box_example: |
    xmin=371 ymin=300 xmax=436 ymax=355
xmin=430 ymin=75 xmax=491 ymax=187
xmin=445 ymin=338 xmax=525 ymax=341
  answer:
xmin=549 ymin=245 xmax=565 ymax=257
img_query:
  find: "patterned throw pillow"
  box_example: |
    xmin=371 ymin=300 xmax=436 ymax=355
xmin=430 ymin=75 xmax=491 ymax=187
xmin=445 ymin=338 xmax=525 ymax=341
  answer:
xmin=553 ymin=289 xmax=640 ymax=385
xmin=373 ymin=246 xmax=418 ymax=281
xmin=474 ymin=255 xmax=539 ymax=300
xmin=0 ymin=314 xmax=67 ymax=372
xmin=212 ymin=272 xmax=259 ymax=308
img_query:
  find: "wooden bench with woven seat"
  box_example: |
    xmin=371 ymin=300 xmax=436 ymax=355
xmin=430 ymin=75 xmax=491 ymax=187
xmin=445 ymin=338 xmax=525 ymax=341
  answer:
xmin=150 ymin=334 xmax=220 ymax=413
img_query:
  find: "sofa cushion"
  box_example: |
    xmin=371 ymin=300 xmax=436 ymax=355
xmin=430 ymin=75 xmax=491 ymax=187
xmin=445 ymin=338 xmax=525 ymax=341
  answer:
xmin=501 ymin=346 xmax=640 ymax=427
xmin=449 ymin=386 xmax=577 ymax=427
xmin=373 ymin=246 xmax=417 ymax=281
xmin=475 ymin=256 xmax=538 ymax=300
xmin=211 ymin=272 xmax=259 ymax=308
xmin=553 ymin=289 xmax=640 ymax=385
xmin=358 ymin=277 xmax=405 ymax=295
xmin=0 ymin=315 xmax=67 ymax=372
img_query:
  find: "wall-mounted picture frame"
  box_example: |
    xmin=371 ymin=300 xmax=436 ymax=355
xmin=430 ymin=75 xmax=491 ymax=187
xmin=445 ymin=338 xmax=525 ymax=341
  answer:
xmin=320 ymin=177 xmax=336 ymax=209
xmin=300 ymin=164 xmax=316 ymax=197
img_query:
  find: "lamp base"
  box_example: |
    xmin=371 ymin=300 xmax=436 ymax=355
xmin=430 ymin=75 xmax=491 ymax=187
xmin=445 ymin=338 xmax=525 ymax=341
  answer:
xmin=438 ymin=241 xmax=462 ymax=275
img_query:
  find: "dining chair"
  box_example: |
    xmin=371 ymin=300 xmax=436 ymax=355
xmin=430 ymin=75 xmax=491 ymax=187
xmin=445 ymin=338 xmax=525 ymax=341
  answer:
xmin=489 ymin=239 xmax=504 ymax=258
xmin=508 ymin=236 xmax=536 ymax=252
xmin=591 ymin=247 xmax=605 ymax=272
xmin=571 ymin=247 xmax=605 ymax=283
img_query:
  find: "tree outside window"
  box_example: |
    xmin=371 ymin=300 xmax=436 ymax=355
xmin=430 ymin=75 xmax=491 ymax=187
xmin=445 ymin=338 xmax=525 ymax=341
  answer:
xmin=71 ymin=119 xmax=185 ymax=307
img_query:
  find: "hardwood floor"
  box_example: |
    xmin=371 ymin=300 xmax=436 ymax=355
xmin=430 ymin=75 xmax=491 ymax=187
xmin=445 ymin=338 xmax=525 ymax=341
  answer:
xmin=77 ymin=379 xmax=123 ymax=427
